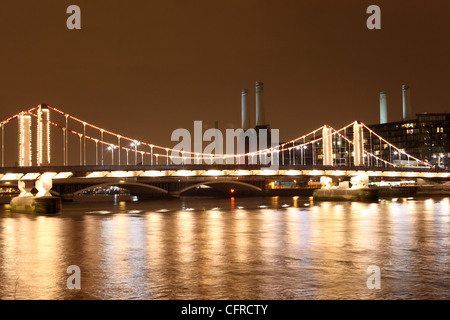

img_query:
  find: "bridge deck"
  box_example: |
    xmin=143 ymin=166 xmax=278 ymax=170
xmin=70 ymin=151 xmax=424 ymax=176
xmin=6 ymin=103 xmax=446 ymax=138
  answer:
xmin=0 ymin=164 xmax=446 ymax=175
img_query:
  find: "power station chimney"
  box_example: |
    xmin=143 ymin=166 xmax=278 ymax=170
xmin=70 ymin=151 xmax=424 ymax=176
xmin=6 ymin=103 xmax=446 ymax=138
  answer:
xmin=402 ymin=85 xmax=412 ymax=121
xmin=380 ymin=92 xmax=388 ymax=124
xmin=255 ymin=81 xmax=265 ymax=127
xmin=241 ymin=89 xmax=250 ymax=130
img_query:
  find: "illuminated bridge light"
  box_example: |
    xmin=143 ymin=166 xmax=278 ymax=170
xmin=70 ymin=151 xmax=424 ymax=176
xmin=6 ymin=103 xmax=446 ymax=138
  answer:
xmin=20 ymin=173 xmax=41 ymax=180
xmin=37 ymin=106 xmax=51 ymax=166
xmin=308 ymin=170 xmax=323 ymax=176
xmin=423 ymin=172 xmax=437 ymax=178
xmin=260 ymin=169 xmax=278 ymax=176
xmin=350 ymin=170 xmax=366 ymax=176
xmin=1 ymin=173 xmax=23 ymax=181
xmin=18 ymin=114 xmax=32 ymax=167
xmin=388 ymin=172 xmax=399 ymax=177
xmin=175 ymin=170 xmax=196 ymax=177
xmin=142 ymin=170 xmax=165 ymax=177
xmin=107 ymin=171 xmax=142 ymax=178
xmin=405 ymin=172 xmax=416 ymax=177
xmin=53 ymin=172 xmax=73 ymax=179
xmin=86 ymin=171 xmax=109 ymax=178
xmin=284 ymin=170 xmax=302 ymax=176
xmin=204 ymin=170 xmax=224 ymax=176
xmin=1 ymin=105 xmax=444 ymax=179
xmin=231 ymin=170 xmax=251 ymax=176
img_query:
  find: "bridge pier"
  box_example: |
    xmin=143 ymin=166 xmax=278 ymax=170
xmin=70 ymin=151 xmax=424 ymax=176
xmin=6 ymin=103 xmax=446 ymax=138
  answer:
xmin=169 ymin=191 xmax=181 ymax=198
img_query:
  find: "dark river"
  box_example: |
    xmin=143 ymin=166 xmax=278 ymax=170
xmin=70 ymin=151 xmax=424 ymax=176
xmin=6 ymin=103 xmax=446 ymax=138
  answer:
xmin=1 ymin=196 xmax=449 ymax=300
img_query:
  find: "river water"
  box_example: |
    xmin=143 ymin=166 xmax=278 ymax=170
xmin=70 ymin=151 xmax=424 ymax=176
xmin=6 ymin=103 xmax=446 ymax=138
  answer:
xmin=0 ymin=196 xmax=449 ymax=300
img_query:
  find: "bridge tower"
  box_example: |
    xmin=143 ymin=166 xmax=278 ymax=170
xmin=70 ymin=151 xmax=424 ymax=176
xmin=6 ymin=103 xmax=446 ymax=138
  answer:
xmin=18 ymin=113 xmax=32 ymax=166
xmin=322 ymin=126 xmax=333 ymax=166
xmin=37 ymin=104 xmax=51 ymax=166
xmin=353 ymin=122 xmax=364 ymax=166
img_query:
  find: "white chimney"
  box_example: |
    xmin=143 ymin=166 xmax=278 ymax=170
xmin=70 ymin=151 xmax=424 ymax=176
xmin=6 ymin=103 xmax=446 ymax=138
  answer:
xmin=241 ymin=89 xmax=250 ymax=130
xmin=380 ymin=92 xmax=388 ymax=124
xmin=255 ymin=81 xmax=265 ymax=126
xmin=402 ymin=85 xmax=412 ymax=121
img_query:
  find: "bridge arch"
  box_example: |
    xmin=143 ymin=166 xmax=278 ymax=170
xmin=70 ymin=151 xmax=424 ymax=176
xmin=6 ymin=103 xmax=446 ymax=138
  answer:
xmin=73 ymin=181 xmax=168 ymax=196
xmin=179 ymin=180 xmax=262 ymax=195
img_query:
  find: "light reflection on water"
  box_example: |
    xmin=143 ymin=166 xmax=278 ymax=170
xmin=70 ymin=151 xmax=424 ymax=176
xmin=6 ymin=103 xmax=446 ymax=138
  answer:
xmin=1 ymin=197 xmax=450 ymax=299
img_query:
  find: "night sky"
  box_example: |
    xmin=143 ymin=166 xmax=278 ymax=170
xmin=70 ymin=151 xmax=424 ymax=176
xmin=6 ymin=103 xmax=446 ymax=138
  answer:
xmin=1 ymin=0 xmax=449 ymax=148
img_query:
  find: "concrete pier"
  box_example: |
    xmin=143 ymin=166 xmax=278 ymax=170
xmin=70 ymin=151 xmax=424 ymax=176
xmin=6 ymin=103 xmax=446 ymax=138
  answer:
xmin=313 ymin=188 xmax=378 ymax=202
xmin=10 ymin=196 xmax=62 ymax=214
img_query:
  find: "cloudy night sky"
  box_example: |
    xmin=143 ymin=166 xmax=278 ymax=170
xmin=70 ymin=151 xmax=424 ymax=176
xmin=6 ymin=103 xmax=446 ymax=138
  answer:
xmin=1 ymin=0 xmax=449 ymax=148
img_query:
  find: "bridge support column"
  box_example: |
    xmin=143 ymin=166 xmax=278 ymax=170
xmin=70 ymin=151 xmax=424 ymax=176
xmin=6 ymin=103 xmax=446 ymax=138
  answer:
xmin=353 ymin=122 xmax=364 ymax=166
xmin=322 ymin=126 xmax=333 ymax=166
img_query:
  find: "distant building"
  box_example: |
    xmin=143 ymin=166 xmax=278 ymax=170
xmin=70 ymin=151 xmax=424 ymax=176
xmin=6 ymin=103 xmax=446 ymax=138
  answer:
xmin=368 ymin=113 xmax=450 ymax=169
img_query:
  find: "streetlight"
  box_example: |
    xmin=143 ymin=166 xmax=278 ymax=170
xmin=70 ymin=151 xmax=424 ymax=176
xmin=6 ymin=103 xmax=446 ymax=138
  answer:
xmin=434 ymin=154 xmax=444 ymax=168
xmin=78 ymin=133 xmax=83 ymax=166
xmin=100 ymin=129 xmax=104 ymax=166
xmin=301 ymin=145 xmax=308 ymax=166
xmin=150 ymin=144 xmax=154 ymax=166
xmin=95 ymin=139 xmax=99 ymax=165
xmin=131 ymin=141 xmax=140 ymax=165
xmin=83 ymin=122 xmax=87 ymax=166
xmin=108 ymin=145 xmax=115 ymax=165
xmin=1 ymin=123 xmax=4 ymax=167
xmin=117 ymin=135 xmax=121 ymax=166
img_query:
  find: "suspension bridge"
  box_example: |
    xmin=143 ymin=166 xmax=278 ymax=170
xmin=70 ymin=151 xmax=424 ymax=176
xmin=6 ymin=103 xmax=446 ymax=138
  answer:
xmin=0 ymin=104 xmax=448 ymax=199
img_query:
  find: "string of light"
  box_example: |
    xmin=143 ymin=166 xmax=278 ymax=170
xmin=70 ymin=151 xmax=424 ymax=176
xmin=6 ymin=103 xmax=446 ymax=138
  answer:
xmin=0 ymin=104 xmax=432 ymax=167
xmin=359 ymin=122 xmax=433 ymax=167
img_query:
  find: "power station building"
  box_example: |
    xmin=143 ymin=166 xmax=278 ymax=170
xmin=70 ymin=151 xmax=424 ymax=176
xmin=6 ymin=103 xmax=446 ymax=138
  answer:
xmin=260 ymin=84 xmax=449 ymax=169
xmin=368 ymin=86 xmax=449 ymax=169
xmin=240 ymin=81 xmax=272 ymax=164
